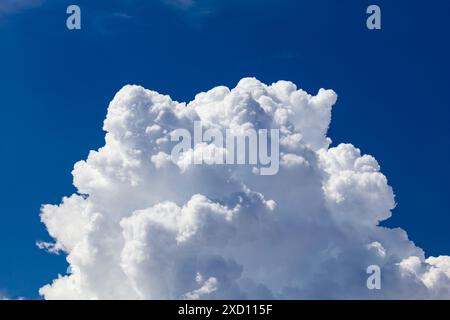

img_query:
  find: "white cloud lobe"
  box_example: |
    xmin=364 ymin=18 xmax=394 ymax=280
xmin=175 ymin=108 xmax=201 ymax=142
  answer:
xmin=39 ymin=78 xmax=450 ymax=299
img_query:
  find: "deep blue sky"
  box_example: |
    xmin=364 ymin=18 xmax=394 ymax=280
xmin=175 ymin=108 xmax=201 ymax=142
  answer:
xmin=0 ymin=0 xmax=449 ymax=299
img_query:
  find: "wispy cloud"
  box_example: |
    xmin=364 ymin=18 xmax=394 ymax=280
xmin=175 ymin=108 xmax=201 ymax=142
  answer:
xmin=112 ymin=12 xmax=134 ymax=20
xmin=0 ymin=0 xmax=44 ymax=14
xmin=163 ymin=0 xmax=196 ymax=10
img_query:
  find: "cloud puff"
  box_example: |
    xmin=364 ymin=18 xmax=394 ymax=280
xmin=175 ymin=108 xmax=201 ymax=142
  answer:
xmin=39 ymin=78 xmax=450 ymax=299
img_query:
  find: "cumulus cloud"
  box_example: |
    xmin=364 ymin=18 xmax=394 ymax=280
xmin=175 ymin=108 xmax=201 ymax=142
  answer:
xmin=39 ymin=78 xmax=450 ymax=299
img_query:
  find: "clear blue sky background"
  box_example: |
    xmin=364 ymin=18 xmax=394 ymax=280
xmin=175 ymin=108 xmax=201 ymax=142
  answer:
xmin=0 ymin=0 xmax=449 ymax=299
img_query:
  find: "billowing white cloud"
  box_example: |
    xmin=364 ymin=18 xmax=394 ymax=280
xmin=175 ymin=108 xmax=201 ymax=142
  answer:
xmin=39 ymin=78 xmax=450 ymax=299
